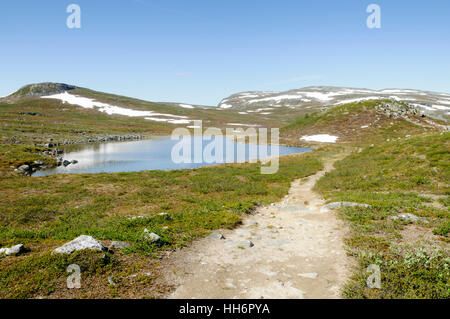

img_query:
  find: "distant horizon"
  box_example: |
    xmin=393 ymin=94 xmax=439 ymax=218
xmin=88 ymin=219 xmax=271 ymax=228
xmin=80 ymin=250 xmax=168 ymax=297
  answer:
xmin=3 ymin=81 xmax=450 ymax=107
xmin=1 ymin=1 xmax=449 ymax=105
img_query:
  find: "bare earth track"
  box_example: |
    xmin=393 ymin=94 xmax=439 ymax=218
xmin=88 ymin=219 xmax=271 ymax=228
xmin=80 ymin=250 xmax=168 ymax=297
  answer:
xmin=163 ymin=158 xmax=351 ymax=299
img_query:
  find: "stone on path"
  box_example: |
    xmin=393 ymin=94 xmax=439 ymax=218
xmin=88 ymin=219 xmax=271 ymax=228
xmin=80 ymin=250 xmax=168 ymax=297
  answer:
xmin=208 ymin=232 xmax=225 ymax=240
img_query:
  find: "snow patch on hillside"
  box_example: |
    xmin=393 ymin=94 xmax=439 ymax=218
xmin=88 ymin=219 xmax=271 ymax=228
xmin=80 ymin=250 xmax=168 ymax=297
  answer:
xmin=42 ymin=92 xmax=193 ymax=124
xmin=300 ymin=134 xmax=339 ymax=143
xmin=179 ymin=104 xmax=194 ymax=109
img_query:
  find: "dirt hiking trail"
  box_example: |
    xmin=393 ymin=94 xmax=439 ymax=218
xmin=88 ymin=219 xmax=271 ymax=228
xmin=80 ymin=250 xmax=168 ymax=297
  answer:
xmin=164 ymin=156 xmax=351 ymax=299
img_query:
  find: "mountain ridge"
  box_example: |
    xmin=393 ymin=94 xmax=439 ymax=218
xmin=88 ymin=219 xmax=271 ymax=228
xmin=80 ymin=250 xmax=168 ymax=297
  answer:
xmin=218 ymin=86 xmax=450 ymax=122
xmin=2 ymin=82 xmax=450 ymax=124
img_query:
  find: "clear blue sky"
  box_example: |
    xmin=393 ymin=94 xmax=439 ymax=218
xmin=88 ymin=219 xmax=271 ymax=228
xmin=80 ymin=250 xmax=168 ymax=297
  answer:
xmin=1 ymin=0 xmax=449 ymax=105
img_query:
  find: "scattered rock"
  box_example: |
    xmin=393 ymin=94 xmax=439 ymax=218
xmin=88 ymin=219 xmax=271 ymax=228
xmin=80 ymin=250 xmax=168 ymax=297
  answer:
xmin=389 ymin=213 xmax=428 ymax=223
xmin=375 ymin=101 xmax=418 ymax=119
xmin=71 ymin=160 xmax=78 ymax=165
xmin=17 ymin=164 xmax=30 ymax=172
xmin=109 ymin=241 xmax=131 ymax=249
xmin=320 ymin=202 xmax=371 ymax=213
xmin=63 ymin=160 xmax=71 ymax=166
xmin=107 ymin=276 xmax=115 ymax=286
xmin=143 ymin=229 xmax=161 ymax=243
xmin=128 ymin=214 xmax=150 ymax=220
xmin=0 ymin=244 xmax=25 ymax=256
xmin=208 ymin=232 xmax=225 ymax=240
xmin=53 ymin=235 xmax=106 ymax=254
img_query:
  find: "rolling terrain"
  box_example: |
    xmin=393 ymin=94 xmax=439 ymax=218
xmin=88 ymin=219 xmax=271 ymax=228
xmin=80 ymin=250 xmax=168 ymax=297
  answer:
xmin=0 ymin=82 xmax=448 ymax=299
xmin=219 ymin=86 xmax=450 ymax=123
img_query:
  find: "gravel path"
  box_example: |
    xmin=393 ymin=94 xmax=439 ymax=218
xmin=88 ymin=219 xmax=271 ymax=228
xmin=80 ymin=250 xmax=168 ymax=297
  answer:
xmin=164 ymin=159 xmax=351 ymax=299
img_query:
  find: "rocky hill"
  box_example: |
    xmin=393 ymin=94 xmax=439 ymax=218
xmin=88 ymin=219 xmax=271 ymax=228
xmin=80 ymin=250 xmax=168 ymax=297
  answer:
xmin=2 ymin=83 xmax=78 ymax=102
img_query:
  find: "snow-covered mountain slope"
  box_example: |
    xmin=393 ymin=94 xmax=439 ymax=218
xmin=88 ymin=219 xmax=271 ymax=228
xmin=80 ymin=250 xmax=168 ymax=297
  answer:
xmin=41 ymin=92 xmax=192 ymax=124
xmin=1 ymin=83 xmax=212 ymax=126
xmin=218 ymin=86 xmax=450 ymax=122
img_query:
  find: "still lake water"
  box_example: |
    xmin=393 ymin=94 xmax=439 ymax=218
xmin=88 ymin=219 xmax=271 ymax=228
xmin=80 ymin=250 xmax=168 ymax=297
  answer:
xmin=32 ymin=136 xmax=310 ymax=176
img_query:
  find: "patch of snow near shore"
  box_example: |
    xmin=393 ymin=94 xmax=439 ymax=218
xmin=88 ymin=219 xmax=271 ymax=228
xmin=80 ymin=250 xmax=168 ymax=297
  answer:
xmin=168 ymin=119 xmax=191 ymax=124
xmin=145 ymin=117 xmax=191 ymax=124
xmin=300 ymin=134 xmax=338 ymax=143
xmin=144 ymin=117 xmax=167 ymax=122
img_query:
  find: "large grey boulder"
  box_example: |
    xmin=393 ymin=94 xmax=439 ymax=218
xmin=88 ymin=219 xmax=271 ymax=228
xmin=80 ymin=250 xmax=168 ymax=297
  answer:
xmin=53 ymin=235 xmax=106 ymax=254
xmin=0 ymin=244 xmax=25 ymax=256
xmin=320 ymin=202 xmax=372 ymax=213
xmin=143 ymin=229 xmax=161 ymax=243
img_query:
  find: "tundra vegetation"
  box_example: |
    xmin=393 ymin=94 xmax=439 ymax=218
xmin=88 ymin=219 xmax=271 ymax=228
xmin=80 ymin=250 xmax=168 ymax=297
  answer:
xmin=0 ymin=87 xmax=448 ymax=298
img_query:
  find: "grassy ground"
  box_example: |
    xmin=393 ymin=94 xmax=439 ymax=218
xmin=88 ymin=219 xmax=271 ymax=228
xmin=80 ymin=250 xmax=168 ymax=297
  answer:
xmin=0 ymin=149 xmax=333 ymax=298
xmin=315 ymin=132 xmax=449 ymax=298
xmin=1 ymin=91 xmax=448 ymax=299
xmin=281 ymin=100 xmax=437 ymax=146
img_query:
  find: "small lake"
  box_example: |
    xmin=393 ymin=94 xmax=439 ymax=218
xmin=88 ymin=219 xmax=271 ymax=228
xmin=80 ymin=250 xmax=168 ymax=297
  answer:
xmin=32 ymin=136 xmax=310 ymax=176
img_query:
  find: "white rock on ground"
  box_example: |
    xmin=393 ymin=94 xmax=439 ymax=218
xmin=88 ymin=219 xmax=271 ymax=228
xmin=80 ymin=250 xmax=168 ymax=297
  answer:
xmin=53 ymin=235 xmax=106 ymax=254
xmin=0 ymin=244 xmax=25 ymax=256
xmin=143 ymin=229 xmax=161 ymax=243
xmin=320 ymin=201 xmax=371 ymax=213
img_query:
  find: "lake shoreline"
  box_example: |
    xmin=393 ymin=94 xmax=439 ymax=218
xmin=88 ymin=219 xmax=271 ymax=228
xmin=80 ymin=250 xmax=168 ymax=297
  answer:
xmin=31 ymin=136 xmax=311 ymax=177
